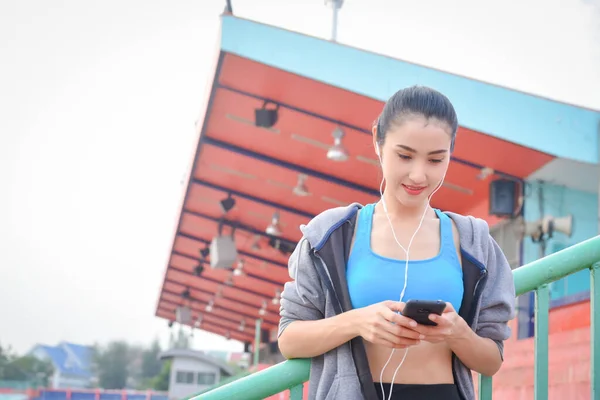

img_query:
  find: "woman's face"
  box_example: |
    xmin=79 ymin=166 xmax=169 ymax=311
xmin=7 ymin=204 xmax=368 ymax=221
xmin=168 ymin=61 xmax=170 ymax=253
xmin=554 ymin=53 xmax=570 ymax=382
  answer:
xmin=374 ymin=116 xmax=452 ymax=209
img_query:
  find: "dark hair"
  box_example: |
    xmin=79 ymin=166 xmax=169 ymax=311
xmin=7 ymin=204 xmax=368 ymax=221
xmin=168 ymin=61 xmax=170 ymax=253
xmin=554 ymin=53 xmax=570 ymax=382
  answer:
xmin=376 ymin=85 xmax=458 ymax=152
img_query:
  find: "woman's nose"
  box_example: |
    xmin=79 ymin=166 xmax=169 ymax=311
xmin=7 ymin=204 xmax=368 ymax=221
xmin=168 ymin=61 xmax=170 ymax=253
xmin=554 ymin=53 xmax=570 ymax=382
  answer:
xmin=408 ymin=165 xmax=427 ymax=184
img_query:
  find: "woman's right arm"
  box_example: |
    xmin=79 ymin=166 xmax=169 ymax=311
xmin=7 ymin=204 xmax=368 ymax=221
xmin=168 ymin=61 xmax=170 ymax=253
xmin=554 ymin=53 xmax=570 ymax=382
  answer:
xmin=278 ymin=309 xmax=361 ymax=359
xmin=280 ymin=300 xmax=423 ymax=359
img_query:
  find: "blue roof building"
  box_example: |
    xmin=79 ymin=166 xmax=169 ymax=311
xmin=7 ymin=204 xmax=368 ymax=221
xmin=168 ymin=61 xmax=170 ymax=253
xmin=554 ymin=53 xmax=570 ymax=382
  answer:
xmin=30 ymin=342 xmax=94 ymax=389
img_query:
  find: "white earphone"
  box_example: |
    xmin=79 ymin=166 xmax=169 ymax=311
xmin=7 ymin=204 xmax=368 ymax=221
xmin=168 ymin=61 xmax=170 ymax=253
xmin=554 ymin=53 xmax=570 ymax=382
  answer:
xmin=375 ymin=143 xmax=447 ymax=400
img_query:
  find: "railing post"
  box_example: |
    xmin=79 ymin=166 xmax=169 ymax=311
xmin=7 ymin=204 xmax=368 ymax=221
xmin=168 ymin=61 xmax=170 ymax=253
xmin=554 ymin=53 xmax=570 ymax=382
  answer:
xmin=590 ymin=262 xmax=600 ymax=399
xmin=289 ymin=383 xmax=304 ymax=400
xmin=254 ymin=318 xmax=262 ymax=366
xmin=478 ymin=374 xmax=492 ymax=400
xmin=534 ymin=284 xmax=549 ymax=400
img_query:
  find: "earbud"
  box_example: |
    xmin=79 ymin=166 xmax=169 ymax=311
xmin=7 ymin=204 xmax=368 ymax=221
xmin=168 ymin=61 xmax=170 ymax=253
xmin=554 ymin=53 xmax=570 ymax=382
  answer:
xmin=375 ymin=146 xmax=383 ymax=167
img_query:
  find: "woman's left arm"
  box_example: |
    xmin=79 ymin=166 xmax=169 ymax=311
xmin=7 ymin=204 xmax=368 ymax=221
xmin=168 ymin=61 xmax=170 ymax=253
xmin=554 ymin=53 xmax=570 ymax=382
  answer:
xmin=428 ymin=304 xmax=504 ymax=376
xmin=414 ymin=234 xmax=516 ymax=376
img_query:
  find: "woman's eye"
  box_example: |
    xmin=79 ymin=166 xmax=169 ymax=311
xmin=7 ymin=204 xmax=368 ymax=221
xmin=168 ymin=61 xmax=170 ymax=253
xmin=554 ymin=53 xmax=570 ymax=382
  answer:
xmin=430 ymin=159 xmax=444 ymax=164
xmin=398 ymin=154 xmax=411 ymax=160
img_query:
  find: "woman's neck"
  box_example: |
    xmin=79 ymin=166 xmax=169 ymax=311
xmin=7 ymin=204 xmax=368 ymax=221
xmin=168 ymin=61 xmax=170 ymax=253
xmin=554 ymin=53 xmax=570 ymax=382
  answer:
xmin=378 ymin=189 xmax=432 ymax=220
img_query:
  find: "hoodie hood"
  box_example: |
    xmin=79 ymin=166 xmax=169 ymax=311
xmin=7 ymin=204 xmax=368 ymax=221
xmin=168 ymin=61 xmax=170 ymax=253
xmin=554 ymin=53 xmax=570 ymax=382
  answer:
xmin=299 ymin=202 xmax=362 ymax=251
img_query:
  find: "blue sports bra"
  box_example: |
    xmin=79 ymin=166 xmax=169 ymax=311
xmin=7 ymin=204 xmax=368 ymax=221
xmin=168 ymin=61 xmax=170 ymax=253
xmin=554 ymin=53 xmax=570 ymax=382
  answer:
xmin=346 ymin=203 xmax=464 ymax=312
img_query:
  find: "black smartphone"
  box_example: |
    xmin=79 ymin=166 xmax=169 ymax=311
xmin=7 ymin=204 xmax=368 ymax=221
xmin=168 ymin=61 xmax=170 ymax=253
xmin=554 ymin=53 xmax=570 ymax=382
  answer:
xmin=401 ymin=299 xmax=447 ymax=326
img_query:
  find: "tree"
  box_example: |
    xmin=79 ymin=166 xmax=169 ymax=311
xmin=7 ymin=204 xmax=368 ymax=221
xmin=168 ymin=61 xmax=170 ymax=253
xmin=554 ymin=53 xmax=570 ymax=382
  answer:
xmin=169 ymin=325 xmax=191 ymax=350
xmin=8 ymin=356 xmax=54 ymax=386
xmin=150 ymin=360 xmax=170 ymax=391
xmin=0 ymin=344 xmax=53 ymax=387
xmin=93 ymin=341 xmax=130 ymax=389
xmin=94 ymin=339 xmax=168 ymax=391
xmin=134 ymin=339 xmax=164 ymax=390
xmin=141 ymin=339 xmax=162 ymax=379
xmin=0 ymin=343 xmax=11 ymax=377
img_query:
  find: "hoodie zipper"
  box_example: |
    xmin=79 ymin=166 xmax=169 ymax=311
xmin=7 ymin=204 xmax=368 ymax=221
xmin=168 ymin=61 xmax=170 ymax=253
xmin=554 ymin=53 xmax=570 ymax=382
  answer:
xmin=311 ymin=251 xmax=345 ymax=315
xmin=468 ymin=269 xmax=488 ymax=326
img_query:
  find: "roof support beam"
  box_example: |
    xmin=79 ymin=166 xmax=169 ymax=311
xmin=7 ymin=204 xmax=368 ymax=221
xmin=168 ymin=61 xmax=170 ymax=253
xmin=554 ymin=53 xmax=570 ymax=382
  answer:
xmin=159 ymin=301 xmax=256 ymax=333
xmin=169 ymin=264 xmax=282 ymax=300
xmin=182 ymin=208 xmax=298 ymax=247
xmin=170 ymin=252 xmax=285 ymax=286
xmin=157 ymin=308 xmax=255 ymax=343
xmin=203 ymin=136 xmax=380 ymax=197
xmin=193 ymin=178 xmax=315 ymax=219
xmin=177 ymin=232 xmax=288 ymax=269
xmin=162 ymin=281 xmax=280 ymax=323
xmin=219 ymin=83 xmax=368 ymax=136
xmin=159 ymin=296 xmax=277 ymax=329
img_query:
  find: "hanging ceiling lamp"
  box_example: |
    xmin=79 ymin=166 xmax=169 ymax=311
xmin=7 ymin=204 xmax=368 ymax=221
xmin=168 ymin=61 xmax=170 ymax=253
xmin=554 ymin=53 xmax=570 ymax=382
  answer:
xmin=292 ymin=174 xmax=311 ymax=197
xmin=233 ymin=259 xmax=245 ymax=276
xmin=327 ymin=127 xmax=349 ymax=162
xmin=266 ymin=211 xmax=282 ymax=236
xmin=219 ymin=193 xmax=236 ymax=213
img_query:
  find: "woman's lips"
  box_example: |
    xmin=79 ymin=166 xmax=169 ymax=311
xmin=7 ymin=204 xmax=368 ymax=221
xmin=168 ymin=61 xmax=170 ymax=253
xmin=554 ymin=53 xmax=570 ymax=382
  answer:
xmin=402 ymin=184 xmax=426 ymax=196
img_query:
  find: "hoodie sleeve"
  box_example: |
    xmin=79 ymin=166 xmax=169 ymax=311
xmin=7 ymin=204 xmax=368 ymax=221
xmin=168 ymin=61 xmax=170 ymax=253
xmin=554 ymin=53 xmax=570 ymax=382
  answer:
xmin=277 ymin=237 xmax=326 ymax=338
xmin=476 ymin=234 xmax=517 ymax=358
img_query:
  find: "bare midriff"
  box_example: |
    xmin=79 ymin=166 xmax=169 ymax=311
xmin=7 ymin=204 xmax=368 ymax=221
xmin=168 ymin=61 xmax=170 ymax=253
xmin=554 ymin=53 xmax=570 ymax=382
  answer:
xmin=366 ymin=340 xmax=454 ymax=383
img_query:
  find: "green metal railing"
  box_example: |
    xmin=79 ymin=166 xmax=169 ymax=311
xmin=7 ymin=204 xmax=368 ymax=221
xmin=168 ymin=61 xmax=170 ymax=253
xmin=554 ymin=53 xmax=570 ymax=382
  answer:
xmin=197 ymin=235 xmax=600 ymax=400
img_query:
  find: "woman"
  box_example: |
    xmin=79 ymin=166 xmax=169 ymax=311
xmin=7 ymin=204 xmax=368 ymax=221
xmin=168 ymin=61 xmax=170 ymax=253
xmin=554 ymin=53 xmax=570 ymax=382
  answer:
xmin=277 ymin=85 xmax=516 ymax=400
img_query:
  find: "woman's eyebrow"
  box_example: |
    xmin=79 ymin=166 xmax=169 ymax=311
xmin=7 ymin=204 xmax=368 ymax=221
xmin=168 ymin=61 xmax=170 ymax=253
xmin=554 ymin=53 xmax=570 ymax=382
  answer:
xmin=396 ymin=144 xmax=448 ymax=155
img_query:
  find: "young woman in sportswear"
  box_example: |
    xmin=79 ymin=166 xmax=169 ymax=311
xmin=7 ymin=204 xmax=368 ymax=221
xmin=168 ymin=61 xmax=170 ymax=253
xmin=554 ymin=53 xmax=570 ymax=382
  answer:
xmin=277 ymin=86 xmax=516 ymax=400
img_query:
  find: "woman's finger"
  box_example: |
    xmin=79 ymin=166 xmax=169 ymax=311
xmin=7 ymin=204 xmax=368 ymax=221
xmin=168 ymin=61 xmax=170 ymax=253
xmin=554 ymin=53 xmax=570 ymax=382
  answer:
xmin=376 ymin=329 xmax=421 ymax=348
xmin=370 ymin=316 xmax=422 ymax=346
xmin=411 ymin=323 xmax=443 ymax=336
xmin=383 ymin=300 xmax=406 ymax=313
xmin=428 ymin=313 xmax=451 ymax=325
xmin=381 ymin=307 xmax=418 ymax=330
xmin=384 ymin=321 xmax=424 ymax=340
xmin=376 ymin=338 xmax=410 ymax=350
xmin=374 ymin=314 xmax=422 ymax=340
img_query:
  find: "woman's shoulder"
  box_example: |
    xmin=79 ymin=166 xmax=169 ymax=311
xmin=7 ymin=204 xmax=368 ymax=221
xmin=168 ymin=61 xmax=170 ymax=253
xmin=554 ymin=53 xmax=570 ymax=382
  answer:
xmin=442 ymin=210 xmax=498 ymax=266
xmin=443 ymin=211 xmax=491 ymax=242
xmin=300 ymin=202 xmax=364 ymax=249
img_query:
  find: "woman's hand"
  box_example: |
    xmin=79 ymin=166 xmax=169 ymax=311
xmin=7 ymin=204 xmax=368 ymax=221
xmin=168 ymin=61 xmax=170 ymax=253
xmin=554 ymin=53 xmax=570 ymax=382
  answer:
xmin=411 ymin=302 xmax=469 ymax=343
xmin=354 ymin=301 xmax=424 ymax=349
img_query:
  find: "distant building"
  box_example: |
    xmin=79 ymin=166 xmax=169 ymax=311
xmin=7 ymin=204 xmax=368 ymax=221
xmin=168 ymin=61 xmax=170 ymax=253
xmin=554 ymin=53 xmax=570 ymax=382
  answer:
xmin=29 ymin=342 xmax=93 ymax=389
xmin=203 ymin=350 xmax=250 ymax=369
xmin=203 ymin=350 xmax=228 ymax=362
xmin=158 ymin=349 xmax=233 ymax=400
xmin=227 ymin=352 xmax=250 ymax=369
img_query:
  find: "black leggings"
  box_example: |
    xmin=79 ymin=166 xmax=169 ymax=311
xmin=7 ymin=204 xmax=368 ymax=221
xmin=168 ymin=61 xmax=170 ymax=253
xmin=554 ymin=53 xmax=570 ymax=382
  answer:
xmin=374 ymin=382 xmax=461 ymax=400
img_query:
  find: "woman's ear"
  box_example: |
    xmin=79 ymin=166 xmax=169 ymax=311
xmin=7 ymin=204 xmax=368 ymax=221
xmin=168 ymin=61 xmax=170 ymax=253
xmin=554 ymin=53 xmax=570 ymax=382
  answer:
xmin=372 ymin=124 xmax=378 ymax=155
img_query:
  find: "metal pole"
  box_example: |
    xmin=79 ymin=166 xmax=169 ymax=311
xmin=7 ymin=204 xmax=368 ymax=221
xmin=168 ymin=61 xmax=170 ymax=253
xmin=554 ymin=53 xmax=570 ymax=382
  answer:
xmin=326 ymin=0 xmax=344 ymax=42
xmin=254 ymin=318 xmax=262 ymax=366
xmin=331 ymin=3 xmax=339 ymax=41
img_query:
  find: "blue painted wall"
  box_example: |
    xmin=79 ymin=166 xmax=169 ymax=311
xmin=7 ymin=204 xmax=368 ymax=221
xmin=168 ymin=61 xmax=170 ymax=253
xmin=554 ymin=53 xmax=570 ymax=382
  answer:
xmin=219 ymin=16 xmax=600 ymax=163
xmin=523 ymin=181 xmax=598 ymax=301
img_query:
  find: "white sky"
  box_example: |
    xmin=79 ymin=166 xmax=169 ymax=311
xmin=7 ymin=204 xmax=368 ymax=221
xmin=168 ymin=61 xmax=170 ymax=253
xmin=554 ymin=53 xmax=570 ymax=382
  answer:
xmin=0 ymin=0 xmax=598 ymax=356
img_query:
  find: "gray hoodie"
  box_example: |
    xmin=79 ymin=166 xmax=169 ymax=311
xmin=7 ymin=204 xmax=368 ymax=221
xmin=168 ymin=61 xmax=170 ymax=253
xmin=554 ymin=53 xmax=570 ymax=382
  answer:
xmin=278 ymin=203 xmax=516 ymax=400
